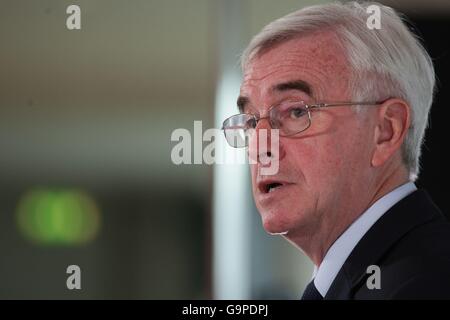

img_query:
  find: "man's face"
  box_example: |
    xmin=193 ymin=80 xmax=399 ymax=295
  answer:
xmin=240 ymin=31 xmax=377 ymax=240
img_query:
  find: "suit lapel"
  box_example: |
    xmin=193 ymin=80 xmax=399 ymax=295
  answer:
xmin=325 ymin=189 xmax=441 ymax=299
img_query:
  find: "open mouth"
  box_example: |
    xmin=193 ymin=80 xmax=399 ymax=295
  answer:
xmin=260 ymin=181 xmax=284 ymax=194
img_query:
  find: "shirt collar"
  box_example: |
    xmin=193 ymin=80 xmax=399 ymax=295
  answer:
xmin=312 ymin=182 xmax=417 ymax=297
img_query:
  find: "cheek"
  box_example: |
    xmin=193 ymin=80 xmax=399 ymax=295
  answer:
xmin=288 ymin=137 xmax=337 ymax=166
xmin=285 ymin=136 xmax=347 ymax=187
xmin=304 ymin=113 xmax=371 ymax=169
xmin=316 ymin=128 xmax=373 ymax=180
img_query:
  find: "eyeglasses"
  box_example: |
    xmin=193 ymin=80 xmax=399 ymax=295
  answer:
xmin=222 ymin=100 xmax=383 ymax=148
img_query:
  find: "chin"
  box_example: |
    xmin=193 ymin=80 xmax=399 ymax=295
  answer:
xmin=259 ymin=204 xmax=311 ymax=236
xmin=260 ymin=209 xmax=292 ymax=235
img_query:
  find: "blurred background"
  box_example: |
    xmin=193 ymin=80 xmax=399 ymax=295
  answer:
xmin=0 ymin=0 xmax=449 ymax=299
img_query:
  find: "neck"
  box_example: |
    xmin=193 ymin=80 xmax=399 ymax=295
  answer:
xmin=285 ymin=164 xmax=410 ymax=267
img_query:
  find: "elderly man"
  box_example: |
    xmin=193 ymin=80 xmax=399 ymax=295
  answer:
xmin=222 ymin=1 xmax=450 ymax=299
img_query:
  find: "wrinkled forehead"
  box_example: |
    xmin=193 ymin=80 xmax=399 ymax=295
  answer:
xmin=240 ymin=31 xmax=351 ymax=106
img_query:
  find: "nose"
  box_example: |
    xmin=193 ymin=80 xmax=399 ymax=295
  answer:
xmin=248 ymin=118 xmax=285 ymax=165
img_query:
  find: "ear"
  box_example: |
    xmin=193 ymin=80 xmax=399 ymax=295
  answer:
xmin=371 ymin=99 xmax=411 ymax=167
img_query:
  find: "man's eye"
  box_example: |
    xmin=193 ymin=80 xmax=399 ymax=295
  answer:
xmin=289 ymin=107 xmax=307 ymax=119
xmin=246 ymin=118 xmax=257 ymax=128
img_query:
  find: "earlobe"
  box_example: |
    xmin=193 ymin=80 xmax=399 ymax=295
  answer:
xmin=371 ymin=99 xmax=410 ymax=167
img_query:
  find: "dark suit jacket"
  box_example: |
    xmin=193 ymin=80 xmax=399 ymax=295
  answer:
xmin=325 ymin=189 xmax=450 ymax=299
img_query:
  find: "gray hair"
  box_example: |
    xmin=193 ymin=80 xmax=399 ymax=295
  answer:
xmin=241 ymin=1 xmax=436 ymax=181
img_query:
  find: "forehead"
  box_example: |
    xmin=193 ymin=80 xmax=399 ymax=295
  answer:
xmin=241 ymin=31 xmax=351 ymax=103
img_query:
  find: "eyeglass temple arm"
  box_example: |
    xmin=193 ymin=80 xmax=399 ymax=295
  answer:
xmin=309 ymin=101 xmax=384 ymax=109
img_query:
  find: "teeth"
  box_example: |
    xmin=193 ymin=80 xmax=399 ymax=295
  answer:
xmin=267 ymin=183 xmax=282 ymax=193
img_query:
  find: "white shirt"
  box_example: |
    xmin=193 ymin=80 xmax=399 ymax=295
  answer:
xmin=311 ymin=182 xmax=417 ymax=297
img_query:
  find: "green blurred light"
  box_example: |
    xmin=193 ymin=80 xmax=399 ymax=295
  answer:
xmin=16 ymin=188 xmax=101 ymax=246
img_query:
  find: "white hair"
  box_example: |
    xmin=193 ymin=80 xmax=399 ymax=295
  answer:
xmin=241 ymin=1 xmax=436 ymax=181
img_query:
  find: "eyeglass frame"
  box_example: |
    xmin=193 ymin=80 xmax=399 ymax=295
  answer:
xmin=221 ymin=100 xmax=385 ymax=148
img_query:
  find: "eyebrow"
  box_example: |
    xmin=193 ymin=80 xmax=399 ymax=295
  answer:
xmin=237 ymin=79 xmax=313 ymax=113
xmin=237 ymin=96 xmax=249 ymax=113
xmin=273 ymin=80 xmax=312 ymax=96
